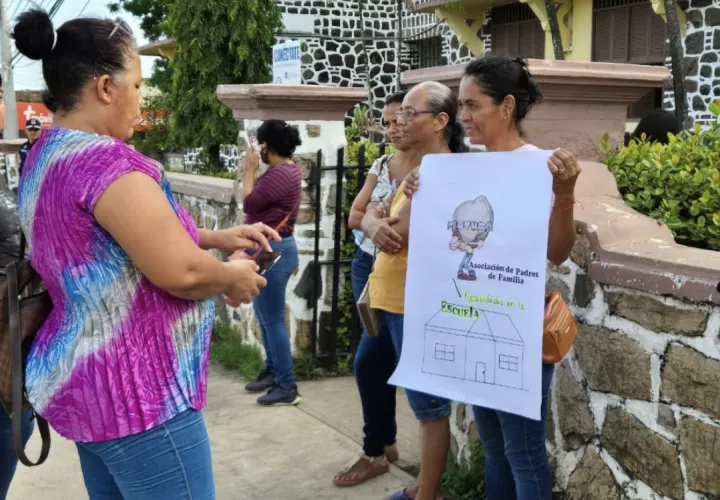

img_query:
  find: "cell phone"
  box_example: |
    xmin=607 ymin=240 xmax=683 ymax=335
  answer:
xmin=257 ymin=251 xmax=282 ymax=276
xmin=250 ymin=136 xmax=261 ymax=154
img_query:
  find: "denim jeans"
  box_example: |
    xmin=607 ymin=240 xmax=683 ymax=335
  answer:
xmin=76 ymin=409 xmax=214 ymax=500
xmin=0 ymin=407 xmax=34 ymax=500
xmin=351 ymin=248 xmax=398 ymax=457
xmin=253 ymin=235 xmax=299 ymax=386
xmin=472 ymin=363 xmax=555 ymax=500
xmin=381 ymin=311 xmax=451 ymax=422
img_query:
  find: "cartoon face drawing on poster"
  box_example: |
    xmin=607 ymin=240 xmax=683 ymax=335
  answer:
xmin=447 ymin=196 xmax=494 ymax=281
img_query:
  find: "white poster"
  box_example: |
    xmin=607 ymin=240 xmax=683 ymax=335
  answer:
xmin=272 ymin=40 xmax=302 ymax=84
xmin=388 ymin=151 xmax=553 ymax=421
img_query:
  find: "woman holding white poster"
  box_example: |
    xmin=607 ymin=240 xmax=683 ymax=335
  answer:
xmin=404 ymin=57 xmax=581 ymax=500
xmin=366 ymin=81 xmax=467 ymax=500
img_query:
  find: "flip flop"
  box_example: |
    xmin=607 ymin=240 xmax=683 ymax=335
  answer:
xmin=333 ymin=455 xmax=389 ymax=487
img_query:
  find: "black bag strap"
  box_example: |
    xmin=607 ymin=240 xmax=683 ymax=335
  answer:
xmin=8 ymin=260 xmax=50 ymax=466
xmin=19 ymin=232 xmax=25 ymax=261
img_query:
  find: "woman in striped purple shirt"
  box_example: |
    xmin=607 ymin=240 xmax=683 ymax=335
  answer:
xmin=241 ymin=120 xmax=303 ymax=406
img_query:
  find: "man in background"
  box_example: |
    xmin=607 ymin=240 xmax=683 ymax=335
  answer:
xmin=18 ymin=117 xmax=41 ymax=175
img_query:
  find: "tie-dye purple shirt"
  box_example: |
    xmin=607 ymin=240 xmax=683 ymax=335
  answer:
xmin=17 ymin=128 xmax=215 ymax=442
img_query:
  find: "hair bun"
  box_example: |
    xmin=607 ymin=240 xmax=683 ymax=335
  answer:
xmin=13 ymin=9 xmax=55 ymax=61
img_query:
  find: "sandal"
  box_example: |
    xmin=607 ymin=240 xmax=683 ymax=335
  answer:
xmin=333 ymin=454 xmax=389 ymax=487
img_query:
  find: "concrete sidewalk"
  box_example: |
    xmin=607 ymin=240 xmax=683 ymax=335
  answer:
xmin=8 ymin=367 xmax=416 ymax=500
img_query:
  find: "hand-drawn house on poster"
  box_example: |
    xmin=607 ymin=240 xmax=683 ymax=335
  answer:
xmin=422 ymin=304 xmax=524 ymax=390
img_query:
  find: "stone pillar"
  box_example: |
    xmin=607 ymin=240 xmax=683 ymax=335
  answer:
xmin=216 ymin=83 xmax=366 ymax=353
xmin=401 ymin=59 xmax=670 ymax=160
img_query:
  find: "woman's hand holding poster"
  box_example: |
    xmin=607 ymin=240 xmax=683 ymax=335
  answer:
xmin=389 ymin=150 xmax=553 ymax=421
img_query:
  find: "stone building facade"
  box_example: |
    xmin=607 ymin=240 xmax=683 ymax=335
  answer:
xmin=663 ymin=0 xmax=720 ymax=127
xmin=273 ymin=0 xmax=477 ymax=119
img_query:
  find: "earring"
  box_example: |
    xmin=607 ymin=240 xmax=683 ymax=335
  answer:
xmin=504 ymin=116 xmax=508 ymax=120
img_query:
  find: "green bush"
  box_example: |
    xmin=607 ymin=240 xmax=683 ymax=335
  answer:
xmin=166 ymin=168 xmax=236 ymax=180
xmin=441 ymin=441 xmax=487 ymax=500
xmin=602 ymin=105 xmax=720 ymax=250
xmin=211 ymin=321 xmax=265 ymax=380
xmin=328 ymin=139 xmax=397 ymax=370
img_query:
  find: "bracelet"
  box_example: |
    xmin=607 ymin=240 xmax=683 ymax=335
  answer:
xmin=552 ymin=197 xmax=576 ymax=212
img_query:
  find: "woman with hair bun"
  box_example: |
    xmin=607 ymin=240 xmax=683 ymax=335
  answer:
xmin=240 ymin=120 xmax=303 ymax=406
xmin=11 ymin=9 xmax=279 ymax=498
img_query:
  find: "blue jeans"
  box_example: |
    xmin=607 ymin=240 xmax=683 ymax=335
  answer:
xmin=0 ymin=407 xmax=34 ymax=500
xmin=381 ymin=311 xmax=451 ymax=422
xmin=253 ymin=236 xmax=299 ymax=386
xmin=76 ymin=409 xmax=214 ymax=500
xmin=473 ymin=363 xmax=555 ymax=500
xmin=351 ymin=248 xmax=398 ymax=457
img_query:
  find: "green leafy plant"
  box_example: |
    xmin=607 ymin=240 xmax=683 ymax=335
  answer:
xmin=211 ymin=320 xmax=265 ymax=380
xmin=441 ymin=441 xmax=487 ymax=500
xmin=345 ymin=105 xmax=376 ymax=143
xmin=326 ymin=139 xmax=397 ymax=371
xmin=166 ymin=168 xmax=236 ymax=179
xmin=602 ymin=102 xmax=720 ymax=250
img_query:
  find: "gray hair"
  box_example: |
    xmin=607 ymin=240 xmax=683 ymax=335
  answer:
xmin=414 ymin=81 xmax=467 ymax=153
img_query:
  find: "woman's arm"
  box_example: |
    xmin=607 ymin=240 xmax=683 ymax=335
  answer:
xmin=547 ymin=194 xmax=576 ymax=265
xmin=546 ymin=149 xmax=581 ymax=265
xmin=94 ymin=172 xmax=264 ymax=301
xmin=360 ymin=201 xmax=402 ymax=253
xmin=348 ymin=175 xmax=378 ymax=230
xmin=390 ymin=199 xmax=411 ymax=248
xmin=242 ymin=150 xmax=259 ymax=201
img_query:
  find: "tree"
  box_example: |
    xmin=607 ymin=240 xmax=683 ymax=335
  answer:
xmin=663 ymin=0 xmax=688 ymax=127
xmin=109 ymin=0 xmax=174 ymax=94
xmin=169 ymin=0 xmax=283 ymax=171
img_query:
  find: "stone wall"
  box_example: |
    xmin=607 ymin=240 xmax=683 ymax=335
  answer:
xmin=450 ymin=161 xmax=720 ymax=499
xmin=663 ymin=0 xmax=720 ymax=127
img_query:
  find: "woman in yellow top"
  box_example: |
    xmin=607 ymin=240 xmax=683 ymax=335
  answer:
xmin=363 ymin=81 xmax=466 ymax=500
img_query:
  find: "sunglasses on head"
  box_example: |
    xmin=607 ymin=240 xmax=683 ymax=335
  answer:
xmin=108 ymin=18 xmax=133 ymax=40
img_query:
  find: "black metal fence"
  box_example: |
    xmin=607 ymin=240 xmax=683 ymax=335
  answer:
xmin=309 ymin=143 xmax=387 ymax=366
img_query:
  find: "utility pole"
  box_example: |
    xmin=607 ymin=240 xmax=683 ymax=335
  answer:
xmin=395 ymin=0 xmax=402 ymax=91
xmin=0 ymin=0 xmax=18 ymax=139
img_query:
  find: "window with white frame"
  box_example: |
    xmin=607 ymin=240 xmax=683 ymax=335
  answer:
xmin=434 ymin=343 xmax=455 ymax=362
xmin=498 ymin=354 xmax=519 ymax=371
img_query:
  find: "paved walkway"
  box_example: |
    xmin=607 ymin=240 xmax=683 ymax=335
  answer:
xmin=8 ymin=367 xmax=417 ymax=500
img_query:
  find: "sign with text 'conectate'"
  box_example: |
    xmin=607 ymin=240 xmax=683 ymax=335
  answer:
xmin=272 ymin=40 xmax=301 ymax=85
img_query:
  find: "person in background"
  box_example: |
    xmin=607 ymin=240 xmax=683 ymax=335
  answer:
xmin=624 ymin=109 xmax=681 ymax=146
xmin=13 ymin=10 xmax=277 ymax=499
xmin=0 ymin=71 xmax=32 ymax=500
xmin=0 ymin=89 xmax=34 ymax=499
xmin=333 ymin=91 xmax=420 ymax=487
xmin=241 ymin=120 xmax=302 ymax=406
xmin=366 ymin=81 xmax=467 ymax=500
xmin=0 ymin=76 xmax=4 ymax=134
xmin=18 ymin=118 xmax=42 ymax=175
xmin=405 ymin=56 xmax=580 ymax=500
